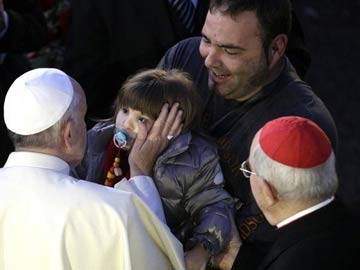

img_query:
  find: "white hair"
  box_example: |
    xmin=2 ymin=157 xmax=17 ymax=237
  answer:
xmin=252 ymin=144 xmax=338 ymax=202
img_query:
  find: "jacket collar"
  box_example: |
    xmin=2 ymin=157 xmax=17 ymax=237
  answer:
xmin=245 ymin=56 xmax=302 ymax=106
xmin=257 ymin=200 xmax=341 ymax=269
xmin=157 ymin=132 xmax=192 ymax=161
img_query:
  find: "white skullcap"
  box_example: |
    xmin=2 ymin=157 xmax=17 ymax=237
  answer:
xmin=4 ymin=68 xmax=74 ymax=135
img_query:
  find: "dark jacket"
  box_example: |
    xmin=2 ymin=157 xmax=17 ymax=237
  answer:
xmin=231 ymin=200 xmax=360 ymax=270
xmin=257 ymin=201 xmax=359 ymax=270
xmin=75 ymin=121 xmax=234 ymax=255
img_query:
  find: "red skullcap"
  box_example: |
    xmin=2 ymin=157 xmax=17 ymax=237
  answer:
xmin=259 ymin=116 xmax=332 ymax=168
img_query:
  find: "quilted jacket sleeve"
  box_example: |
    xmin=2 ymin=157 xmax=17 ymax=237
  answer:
xmin=182 ymin=140 xmax=234 ymax=256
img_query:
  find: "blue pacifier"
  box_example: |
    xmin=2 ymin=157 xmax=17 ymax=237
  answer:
xmin=113 ymin=129 xmax=128 ymax=148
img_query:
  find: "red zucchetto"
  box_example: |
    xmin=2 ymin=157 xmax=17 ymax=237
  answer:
xmin=259 ymin=116 xmax=332 ymax=168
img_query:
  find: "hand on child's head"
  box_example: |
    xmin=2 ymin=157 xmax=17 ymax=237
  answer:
xmin=128 ymin=103 xmax=183 ymax=177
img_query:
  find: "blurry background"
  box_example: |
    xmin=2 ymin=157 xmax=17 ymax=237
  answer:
xmin=293 ymin=0 xmax=360 ymax=205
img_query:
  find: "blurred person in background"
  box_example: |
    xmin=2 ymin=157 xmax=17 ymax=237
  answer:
xmin=62 ymin=0 xmax=210 ymax=122
xmin=0 ymin=0 xmax=47 ymax=166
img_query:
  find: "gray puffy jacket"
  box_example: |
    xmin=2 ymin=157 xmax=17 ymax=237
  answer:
xmin=74 ymin=121 xmax=234 ymax=255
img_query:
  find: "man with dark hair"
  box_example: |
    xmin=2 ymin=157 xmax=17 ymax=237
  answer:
xmin=158 ymin=0 xmax=337 ymax=268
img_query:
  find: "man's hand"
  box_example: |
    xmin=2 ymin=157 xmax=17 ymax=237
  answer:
xmin=128 ymin=103 xmax=183 ymax=177
xmin=211 ymin=214 xmax=242 ymax=270
xmin=185 ymin=244 xmax=210 ymax=270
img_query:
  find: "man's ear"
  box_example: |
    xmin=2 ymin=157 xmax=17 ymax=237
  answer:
xmin=62 ymin=119 xmax=73 ymax=150
xmin=260 ymin=179 xmax=279 ymax=207
xmin=267 ymin=34 xmax=288 ymax=69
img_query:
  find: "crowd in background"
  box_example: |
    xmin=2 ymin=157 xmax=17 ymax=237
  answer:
xmin=1 ymin=0 xmax=359 ymax=269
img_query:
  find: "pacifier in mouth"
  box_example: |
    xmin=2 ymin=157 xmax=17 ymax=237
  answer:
xmin=113 ymin=129 xmax=128 ymax=149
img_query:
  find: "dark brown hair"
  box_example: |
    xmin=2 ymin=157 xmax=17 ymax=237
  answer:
xmin=209 ymin=0 xmax=292 ymax=51
xmin=114 ymin=69 xmax=202 ymax=133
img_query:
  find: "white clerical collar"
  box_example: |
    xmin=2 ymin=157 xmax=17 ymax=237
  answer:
xmin=4 ymin=151 xmax=70 ymax=175
xmin=277 ymin=196 xmax=334 ymax=229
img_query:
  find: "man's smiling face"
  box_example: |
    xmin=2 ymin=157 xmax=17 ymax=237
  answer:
xmin=199 ymin=10 xmax=270 ymax=101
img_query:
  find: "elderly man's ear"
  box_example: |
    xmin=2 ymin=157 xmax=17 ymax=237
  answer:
xmin=260 ymin=178 xmax=279 ymax=207
xmin=62 ymin=119 xmax=76 ymax=150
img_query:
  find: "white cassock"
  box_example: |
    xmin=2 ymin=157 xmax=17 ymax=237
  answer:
xmin=0 ymin=152 xmax=185 ymax=270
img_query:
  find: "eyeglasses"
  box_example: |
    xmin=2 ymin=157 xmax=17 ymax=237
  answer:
xmin=240 ymin=160 xmax=258 ymax=178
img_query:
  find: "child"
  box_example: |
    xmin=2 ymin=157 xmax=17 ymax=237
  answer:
xmin=76 ymin=69 xmax=234 ymax=265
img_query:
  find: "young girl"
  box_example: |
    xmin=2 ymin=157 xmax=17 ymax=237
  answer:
xmin=76 ymin=69 xmax=234 ymax=265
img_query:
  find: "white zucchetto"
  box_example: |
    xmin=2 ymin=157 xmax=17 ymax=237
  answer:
xmin=4 ymin=68 xmax=74 ymax=135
